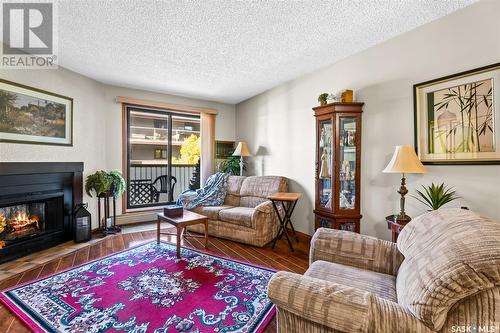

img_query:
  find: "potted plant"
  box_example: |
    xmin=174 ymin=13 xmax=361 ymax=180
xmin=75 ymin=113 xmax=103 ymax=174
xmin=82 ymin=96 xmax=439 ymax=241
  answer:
xmin=413 ymin=182 xmax=460 ymax=210
xmin=218 ymin=156 xmax=245 ymax=175
xmin=318 ymin=93 xmax=329 ymax=106
xmin=85 ymin=170 xmax=126 ymax=198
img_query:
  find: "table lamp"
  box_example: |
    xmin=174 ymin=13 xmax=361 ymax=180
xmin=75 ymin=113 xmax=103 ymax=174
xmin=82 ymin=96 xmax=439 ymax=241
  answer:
xmin=232 ymin=142 xmax=252 ymax=176
xmin=383 ymin=145 xmax=427 ymax=223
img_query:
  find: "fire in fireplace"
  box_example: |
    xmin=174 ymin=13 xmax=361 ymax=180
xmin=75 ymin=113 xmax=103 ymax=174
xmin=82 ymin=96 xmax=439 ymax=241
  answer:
xmin=0 ymin=195 xmax=63 ymax=252
xmin=10 ymin=211 xmax=40 ymax=230
xmin=0 ymin=203 xmax=45 ymax=241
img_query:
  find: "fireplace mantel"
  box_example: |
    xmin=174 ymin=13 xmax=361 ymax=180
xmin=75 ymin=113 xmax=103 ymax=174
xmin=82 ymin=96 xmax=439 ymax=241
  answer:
xmin=0 ymin=162 xmax=83 ymax=175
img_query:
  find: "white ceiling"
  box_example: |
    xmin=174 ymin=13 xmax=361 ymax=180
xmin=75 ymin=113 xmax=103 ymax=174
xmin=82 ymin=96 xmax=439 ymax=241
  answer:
xmin=56 ymin=0 xmax=477 ymax=104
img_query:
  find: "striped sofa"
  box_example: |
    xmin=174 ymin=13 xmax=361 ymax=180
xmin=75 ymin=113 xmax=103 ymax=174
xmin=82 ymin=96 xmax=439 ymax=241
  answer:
xmin=188 ymin=175 xmax=288 ymax=247
xmin=268 ymin=208 xmax=500 ymax=332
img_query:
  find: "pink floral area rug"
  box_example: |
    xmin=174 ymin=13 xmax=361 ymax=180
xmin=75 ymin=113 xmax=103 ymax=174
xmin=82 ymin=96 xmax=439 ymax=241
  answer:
xmin=0 ymin=241 xmax=276 ymax=333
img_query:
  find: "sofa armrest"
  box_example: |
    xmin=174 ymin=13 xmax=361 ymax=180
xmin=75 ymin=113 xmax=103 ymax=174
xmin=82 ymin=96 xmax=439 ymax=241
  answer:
xmin=268 ymin=271 xmax=369 ymax=332
xmin=268 ymin=272 xmax=433 ymax=333
xmin=254 ymin=200 xmax=274 ymax=214
xmin=310 ymin=228 xmax=403 ymax=276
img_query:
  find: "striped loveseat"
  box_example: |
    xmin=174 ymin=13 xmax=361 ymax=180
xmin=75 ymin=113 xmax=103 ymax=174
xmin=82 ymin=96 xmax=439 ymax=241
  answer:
xmin=188 ymin=175 xmax=288 ymax=247
xmin=268 ymin=208 xmax=500 ymax=333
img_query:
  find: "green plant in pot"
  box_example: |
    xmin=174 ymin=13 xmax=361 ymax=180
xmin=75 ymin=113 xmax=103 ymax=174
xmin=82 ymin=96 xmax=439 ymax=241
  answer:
xmin=218 ymin=156 xmax=245 ymax=175
xmin=318 ymin=93 xmax=329 ymax=106
xmin=413 ymin=182 xmax=460 ymax=210
xmin=85 ymin=170 xmax=126 ymax=198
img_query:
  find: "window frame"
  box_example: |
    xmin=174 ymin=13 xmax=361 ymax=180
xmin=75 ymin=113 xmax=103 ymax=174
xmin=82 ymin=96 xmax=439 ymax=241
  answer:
xmin=123 ymin=104 xmax=200 ymax=211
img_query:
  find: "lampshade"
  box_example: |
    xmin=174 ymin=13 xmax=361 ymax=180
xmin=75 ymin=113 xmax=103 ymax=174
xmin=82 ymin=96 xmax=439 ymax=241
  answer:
xmin=383 ymin=145 xmax=427 ymax=174
xmin=232 ymin=142 xmax=252 ymax=157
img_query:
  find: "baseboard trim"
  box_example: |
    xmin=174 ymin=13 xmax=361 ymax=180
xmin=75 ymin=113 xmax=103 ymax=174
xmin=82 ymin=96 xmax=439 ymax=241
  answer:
xmin=93 ymin=215 xmax=313 ymax=239
xmin=116 ymin=210 xmax=160 ymax=225
xmin=288 ymin=228 xmax=312 ymax=240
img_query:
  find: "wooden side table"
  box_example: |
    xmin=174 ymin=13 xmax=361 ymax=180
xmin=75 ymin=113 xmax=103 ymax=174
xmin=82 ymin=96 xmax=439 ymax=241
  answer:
xmin=157 ymin=210 xmax=208 ymax=258
xmin=386 ymin=214 xmax=409 ymax=242
xmin=267 ymin=192 xmax=302 ymax=252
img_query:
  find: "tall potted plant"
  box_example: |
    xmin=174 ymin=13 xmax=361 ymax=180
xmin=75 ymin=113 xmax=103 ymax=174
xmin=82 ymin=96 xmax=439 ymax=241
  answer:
xmin=85 ymin=170 xmax=126 ymax=235
xmin=85 ymin=170 xmax=126 ymax=198
xmin=218 ymin=156 xmax=245 ymax=175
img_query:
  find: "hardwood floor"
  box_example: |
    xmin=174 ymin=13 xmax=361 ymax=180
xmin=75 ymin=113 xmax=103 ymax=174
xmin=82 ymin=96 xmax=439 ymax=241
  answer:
xmin=0 ymin=225 xmax=310 ymax=333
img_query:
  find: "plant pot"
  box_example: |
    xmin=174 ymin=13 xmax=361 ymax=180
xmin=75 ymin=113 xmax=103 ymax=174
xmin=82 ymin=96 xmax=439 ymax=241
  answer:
xmin=97 ymin=190 xmax=116 ymax=199
xmin=320 ymin=100 xmax=327 ymax=106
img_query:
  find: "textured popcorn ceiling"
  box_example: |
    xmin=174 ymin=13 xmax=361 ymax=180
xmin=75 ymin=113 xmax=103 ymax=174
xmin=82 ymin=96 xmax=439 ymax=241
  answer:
xmin=57 ymin=0 xmax=477 ymax=103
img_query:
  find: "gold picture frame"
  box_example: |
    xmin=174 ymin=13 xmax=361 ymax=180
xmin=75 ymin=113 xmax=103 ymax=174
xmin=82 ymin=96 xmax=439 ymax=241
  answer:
xmin=0 ymin=79 xmax=73 ymax=146
xmin=414 ymin=63 xmax=500 ymax=164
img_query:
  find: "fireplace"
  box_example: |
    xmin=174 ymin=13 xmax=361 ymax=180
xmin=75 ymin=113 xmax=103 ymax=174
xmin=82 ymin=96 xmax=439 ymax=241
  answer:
xmin=1 ymin=193 xmax=64 ymax=244
xmin=0 ymin=163 xmax=83 ymax=264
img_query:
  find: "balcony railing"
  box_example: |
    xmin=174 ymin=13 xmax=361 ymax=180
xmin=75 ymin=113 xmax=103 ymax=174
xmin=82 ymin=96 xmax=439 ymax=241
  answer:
xmin=128 ymin=164 xmax=198 ymax=208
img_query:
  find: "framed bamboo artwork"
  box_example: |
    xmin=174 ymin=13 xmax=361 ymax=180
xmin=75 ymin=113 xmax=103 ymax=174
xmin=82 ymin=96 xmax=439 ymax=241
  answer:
xmin=0 ymin=79 xmax=73 ymax=146
xmin=414 ymin=63 xmax=500 ymax=164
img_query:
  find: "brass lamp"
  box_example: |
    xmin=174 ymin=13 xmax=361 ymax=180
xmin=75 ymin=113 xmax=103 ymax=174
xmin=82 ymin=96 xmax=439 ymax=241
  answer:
xmin=232 ymin=142 xmax=252 ymax=176
xmin=383 ymin=145 xmax=427 ymax=223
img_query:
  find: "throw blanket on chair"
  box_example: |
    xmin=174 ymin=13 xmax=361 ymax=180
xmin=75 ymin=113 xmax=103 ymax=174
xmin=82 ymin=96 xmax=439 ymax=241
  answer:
xmin=177 ymin=172 xmax=229 ymax=209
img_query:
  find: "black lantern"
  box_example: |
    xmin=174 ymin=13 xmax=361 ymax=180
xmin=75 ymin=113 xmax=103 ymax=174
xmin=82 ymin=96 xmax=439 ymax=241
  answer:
xmin=74 ymin=203 xmax=91 ymax=243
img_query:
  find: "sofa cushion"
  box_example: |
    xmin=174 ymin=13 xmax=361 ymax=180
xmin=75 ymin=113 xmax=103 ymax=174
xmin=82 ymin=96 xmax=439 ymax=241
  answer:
xmin=305 ymin=260 xmax=397 ymax=302
xmin=396 ymin=208 xmax=500 ymax=331
xmin=239 ymin=176 xmax=288 ymax=208
xmin=224 ymin=194 xmax=240 ymax=207
xmin=218 ymin=207 xmax=254 ymax=228
xmin=223 ymin=176 xmax=245 ymax=206
xmin=190 ymin=205 xmax=233 ymax=220
xmin=226 ymin=176 xmax=246 ymax=195
xmin=240 ymin=196 xmax=267 ymax=208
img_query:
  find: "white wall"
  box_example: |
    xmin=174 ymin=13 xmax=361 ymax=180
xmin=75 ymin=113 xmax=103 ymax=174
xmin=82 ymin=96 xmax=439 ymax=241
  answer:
xmin=0 ymin=67 xmax=236 ymax=228
xmin=0 ymin=67 xmax=107 ymax=225
xmin=235 ymin=0 xmax=500 ymax=240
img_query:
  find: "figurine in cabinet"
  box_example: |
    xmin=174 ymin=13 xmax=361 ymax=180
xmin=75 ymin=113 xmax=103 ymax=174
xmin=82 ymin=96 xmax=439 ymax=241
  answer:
xmin=320 ymin=127 xmax=331 ymax=148
xmin=342 ymin=160 xmax=351 ymax=181
xmin=319 ymin=150 xmax=330 ymax=178
xmin=320 ymin=128 xmax=326 ymax=147
xmin=340 ymin=193 xmax=348 ymax=209
xmin=347 ymin=131 xmax=355 ymax=146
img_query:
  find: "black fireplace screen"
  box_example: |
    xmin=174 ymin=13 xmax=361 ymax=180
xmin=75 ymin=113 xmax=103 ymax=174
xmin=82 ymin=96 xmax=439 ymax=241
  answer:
xmin=0 ymin=195 xmax=64 ymax=245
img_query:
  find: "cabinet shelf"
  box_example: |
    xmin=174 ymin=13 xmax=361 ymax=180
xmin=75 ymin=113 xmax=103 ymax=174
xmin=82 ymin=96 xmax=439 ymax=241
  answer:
xmin=340 ymin=146 xmax=356 ymax=152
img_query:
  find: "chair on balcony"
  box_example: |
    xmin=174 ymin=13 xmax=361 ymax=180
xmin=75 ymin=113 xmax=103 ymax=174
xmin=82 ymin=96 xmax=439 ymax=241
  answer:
xmin=152 ymin=175 xmax=177 ymax=203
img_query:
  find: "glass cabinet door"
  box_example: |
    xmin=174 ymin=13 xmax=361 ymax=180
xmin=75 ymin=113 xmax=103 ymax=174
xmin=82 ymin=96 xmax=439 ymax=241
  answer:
xmin=318 ymin=119 xmax=333 ymax=211
xmin=338 ymin=117 xmax=357 ymax=211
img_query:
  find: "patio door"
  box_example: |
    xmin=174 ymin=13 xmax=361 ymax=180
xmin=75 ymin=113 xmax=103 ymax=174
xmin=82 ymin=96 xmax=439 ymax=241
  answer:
xmin=125 ymin=106 xmax=201 ymax=210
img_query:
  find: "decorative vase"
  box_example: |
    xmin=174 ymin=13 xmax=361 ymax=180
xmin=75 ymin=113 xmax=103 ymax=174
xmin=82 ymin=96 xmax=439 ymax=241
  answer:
xmin=341 ymin=90 xmax=353 ymax=103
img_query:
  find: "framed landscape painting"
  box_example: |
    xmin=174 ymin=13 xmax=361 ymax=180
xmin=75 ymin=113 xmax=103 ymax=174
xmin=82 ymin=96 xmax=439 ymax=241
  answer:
xmin=0 ymin=79 xmax=73 ymax=146
xmin=414 ymin=63 xmax=500 ymax=164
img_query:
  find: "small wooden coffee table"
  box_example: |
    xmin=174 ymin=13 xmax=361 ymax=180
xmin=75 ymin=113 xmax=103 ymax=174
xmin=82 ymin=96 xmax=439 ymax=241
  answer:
xmin=157 ymin=210 xmax=208 ymax=258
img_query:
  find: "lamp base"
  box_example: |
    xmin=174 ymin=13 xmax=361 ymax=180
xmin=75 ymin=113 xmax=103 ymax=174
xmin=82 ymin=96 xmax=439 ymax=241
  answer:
xmin=386 ymin=214 xmax=412 ymax=225
xmin=239 ymin=156 xmax=244 ymax=176
xmin=396 ymin=214 xmax=411 ymax=224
